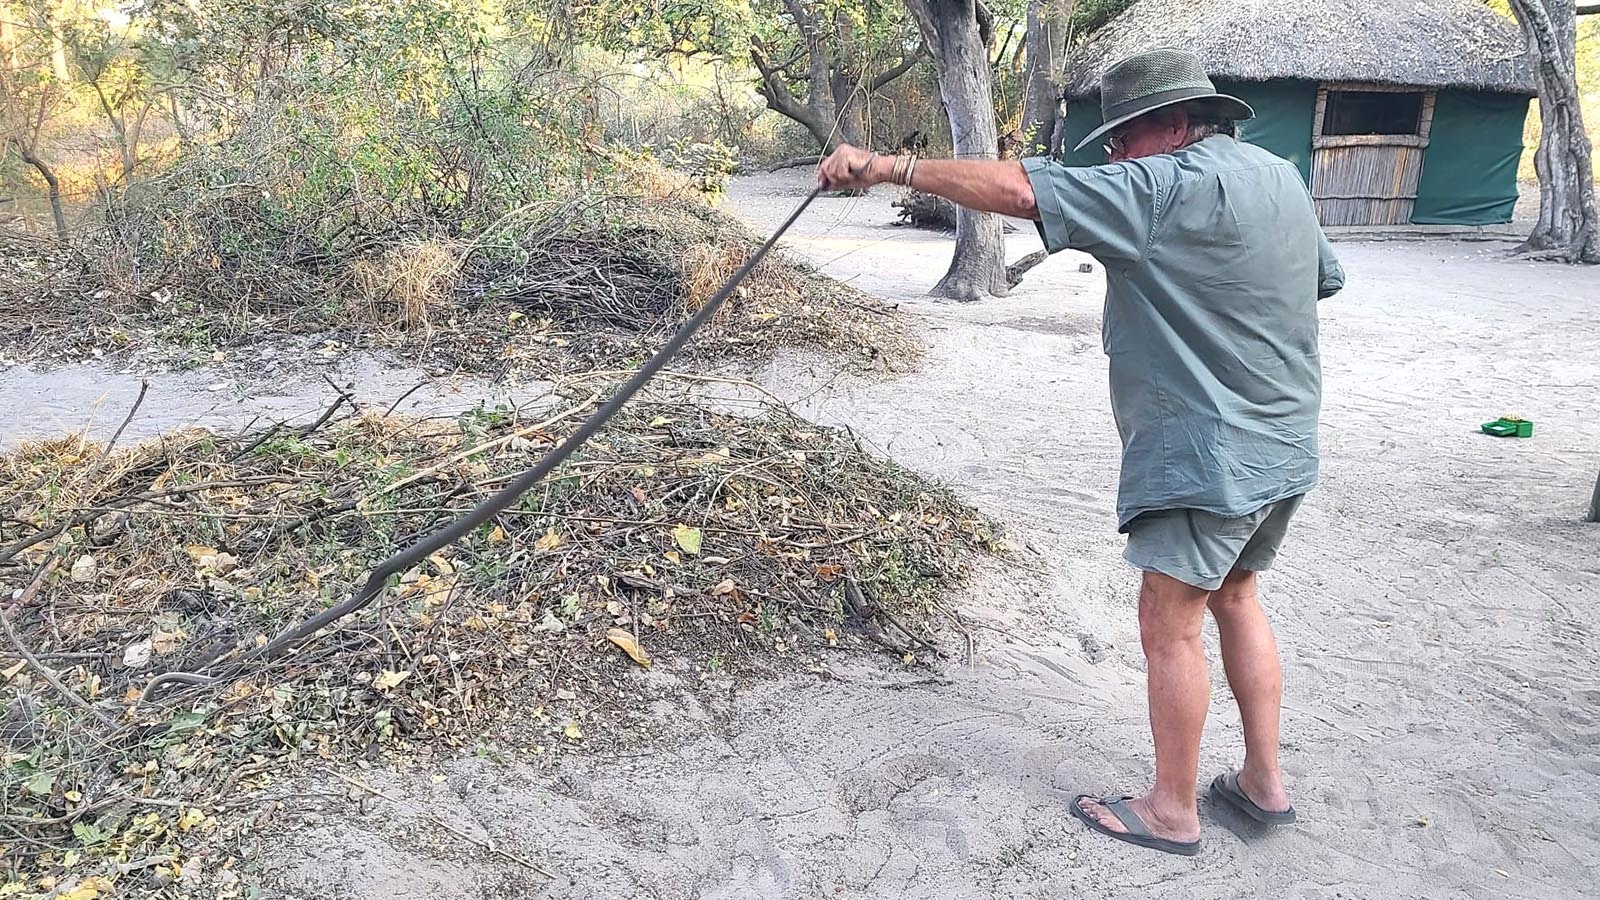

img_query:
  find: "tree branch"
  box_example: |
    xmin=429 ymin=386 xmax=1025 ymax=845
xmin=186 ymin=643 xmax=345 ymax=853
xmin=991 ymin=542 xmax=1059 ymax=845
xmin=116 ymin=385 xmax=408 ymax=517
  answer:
xmin=869 ymin=42 xmax=928 ymax=91
xmin=976 ymin=0 xmax=997 ymax=47
xmin=750 ymin=39 xmax=818 ymax=129
xmin=1577 ymin=2 xmax=1599 ymax=15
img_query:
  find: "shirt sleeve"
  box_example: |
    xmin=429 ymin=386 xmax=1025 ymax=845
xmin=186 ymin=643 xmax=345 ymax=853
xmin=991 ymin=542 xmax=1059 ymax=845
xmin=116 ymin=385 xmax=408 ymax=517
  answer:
xmin=1022 ymin=156 xmax=1163 ymax=263
xmin=1315 ymin=227 xmax=1345 ymax=299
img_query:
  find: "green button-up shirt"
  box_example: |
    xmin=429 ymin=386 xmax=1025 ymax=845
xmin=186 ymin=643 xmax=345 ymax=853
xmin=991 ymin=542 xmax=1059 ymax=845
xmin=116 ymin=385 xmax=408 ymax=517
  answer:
xmin=1024 ymin=135 xmax=1345 ymax=531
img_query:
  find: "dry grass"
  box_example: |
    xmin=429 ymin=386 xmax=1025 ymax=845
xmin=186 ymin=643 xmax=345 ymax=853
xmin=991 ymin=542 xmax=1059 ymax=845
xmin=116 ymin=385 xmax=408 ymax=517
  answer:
xmin=679 ymin=240 xmax=775 ymax=315
xmin=616 ymin=155 xmax=697 ymax=202
xmin=347 ymin=238 xmax=462 ymax=331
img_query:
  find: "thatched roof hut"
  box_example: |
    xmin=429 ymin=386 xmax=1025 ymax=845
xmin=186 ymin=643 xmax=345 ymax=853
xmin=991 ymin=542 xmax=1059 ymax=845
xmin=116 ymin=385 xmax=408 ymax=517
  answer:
xmin=1064 ymin=0 xmax=1536 ymax=97
xmin=1056 ymin=0 xmax=1537 ymax=228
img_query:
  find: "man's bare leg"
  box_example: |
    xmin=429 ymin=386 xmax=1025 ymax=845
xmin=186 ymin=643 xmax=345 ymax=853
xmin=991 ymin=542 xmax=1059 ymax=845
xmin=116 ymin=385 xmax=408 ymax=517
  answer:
xmin=1207 ymin=569 xmax=1290 ymax=812
xmin=1076 ymin=571 xmax=1210 ymax=842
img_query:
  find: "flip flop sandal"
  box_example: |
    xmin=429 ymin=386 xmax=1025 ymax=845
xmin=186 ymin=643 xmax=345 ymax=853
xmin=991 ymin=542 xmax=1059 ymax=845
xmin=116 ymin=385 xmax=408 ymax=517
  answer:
xmin=1069 ymin=794 xmax=1202 ymax=857
xmin=1209 ymin=772 xmax=1297 ymax=825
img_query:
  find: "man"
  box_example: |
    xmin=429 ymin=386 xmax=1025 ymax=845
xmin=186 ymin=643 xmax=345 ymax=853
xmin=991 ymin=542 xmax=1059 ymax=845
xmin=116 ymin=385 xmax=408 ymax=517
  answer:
xmin=817 ymin=47 xmax=1345 ymax=856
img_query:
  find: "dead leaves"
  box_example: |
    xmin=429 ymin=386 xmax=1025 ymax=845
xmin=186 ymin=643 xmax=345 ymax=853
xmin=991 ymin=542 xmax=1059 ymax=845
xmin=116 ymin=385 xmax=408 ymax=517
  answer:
xmin=535 ymin=527 xmax=563 ymax=552
xmin=0 ymin=390 xmax=994 ymax=890
xmin=374 ymin=669 xmax=411 ymax=690
xmin=606 ymin=628 xmax=651 ymax=667
xmin=672 ymin=524 xmax=703 ymax=555
xmin=185 ymin=544 xmax=238 ymax=575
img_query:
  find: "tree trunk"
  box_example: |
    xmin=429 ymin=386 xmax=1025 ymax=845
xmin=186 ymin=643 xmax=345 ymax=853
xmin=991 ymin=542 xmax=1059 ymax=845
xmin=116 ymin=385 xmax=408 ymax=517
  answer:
xmin=1019 ymin=0 xmax=1070 ymax=157
xmin=751 ymin=15 xmax=923 ymax=153
xmin=14 ymin=142 xmax=66 ymax=238
xmin=90 ymin=83 xmax=137 ymax=183
xmin=1510 ymin=0 xmax=1600 ymax=263
xmin=829 ymin=69 xmax=868 ymax=147
xmin=904 ymin=0 xmax=1008 ymax=301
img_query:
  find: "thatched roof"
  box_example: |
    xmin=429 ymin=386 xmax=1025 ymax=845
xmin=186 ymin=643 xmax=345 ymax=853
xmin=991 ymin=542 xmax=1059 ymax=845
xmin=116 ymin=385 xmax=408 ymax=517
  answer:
xmin=1064 ymin=0 xmax=1537 ymax=98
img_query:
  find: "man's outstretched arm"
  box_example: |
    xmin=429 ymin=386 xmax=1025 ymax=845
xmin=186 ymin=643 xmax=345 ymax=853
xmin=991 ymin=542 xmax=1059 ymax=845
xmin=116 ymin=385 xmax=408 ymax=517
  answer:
xmin=817 ymin=144 xmax=1039 ymax=221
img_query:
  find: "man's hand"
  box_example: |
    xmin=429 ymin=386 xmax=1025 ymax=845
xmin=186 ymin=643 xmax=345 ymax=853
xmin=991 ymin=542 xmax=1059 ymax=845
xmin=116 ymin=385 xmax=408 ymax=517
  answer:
xmin=816 ymin=144 xmax=889 ymax=191
xmin=818 ymin=144 xmax=1040 ymax=221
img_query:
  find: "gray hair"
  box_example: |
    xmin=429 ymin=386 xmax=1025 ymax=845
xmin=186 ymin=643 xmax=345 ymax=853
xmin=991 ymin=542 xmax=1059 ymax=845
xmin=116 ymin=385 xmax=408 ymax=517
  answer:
xmin=1178 ymin=99 xmax=1239 ymax=143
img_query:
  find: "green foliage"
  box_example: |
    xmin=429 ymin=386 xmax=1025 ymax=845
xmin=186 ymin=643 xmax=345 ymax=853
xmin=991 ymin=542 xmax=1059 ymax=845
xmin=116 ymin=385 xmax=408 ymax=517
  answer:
xmin=1067 ymin=0 xmax=1139 ymax=37
xmin=571 ymin=0 xmax=757 ymax=58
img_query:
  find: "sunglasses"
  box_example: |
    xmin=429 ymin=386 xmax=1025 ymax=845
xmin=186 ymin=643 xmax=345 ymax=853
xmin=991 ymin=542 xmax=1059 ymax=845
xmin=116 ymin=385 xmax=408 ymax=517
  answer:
xmin=1103 ymin=131 xmax=1129 ymax=158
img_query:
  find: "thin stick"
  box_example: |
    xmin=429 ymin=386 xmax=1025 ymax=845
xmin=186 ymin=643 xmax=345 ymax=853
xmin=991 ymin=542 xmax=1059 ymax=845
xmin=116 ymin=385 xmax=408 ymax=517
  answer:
xmin=79 ymin=380 xmax=147 ymax=488
xmin=53 ymin=379 xmax=151 ymax=504
xmin=0 ymin=558 xmax=117 ymax=728
xmin=2 ymin=553 xmax=57 ymax=619
xmin=375 ymin=390 xmax=601 ymax=497
xmin=332 ymin=773 xmax=554 ymax=877
xmin=300 ymin=378 xmax=352 ymax=435
xmin=383 ymin=381 xmax=430 ymax=417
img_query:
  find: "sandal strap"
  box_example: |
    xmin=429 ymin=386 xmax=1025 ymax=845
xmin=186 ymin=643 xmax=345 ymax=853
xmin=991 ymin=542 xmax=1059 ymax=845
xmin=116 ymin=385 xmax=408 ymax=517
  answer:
xmin=1100 ymin=797 xmax=1152 ymax=838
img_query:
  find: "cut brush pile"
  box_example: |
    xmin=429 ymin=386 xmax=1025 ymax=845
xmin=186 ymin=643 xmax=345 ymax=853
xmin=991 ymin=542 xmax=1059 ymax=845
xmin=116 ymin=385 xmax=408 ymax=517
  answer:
xmin=0 ymin=195 xmax=913 ymax=377
xmin=0 ymin=377 xmax=997 ymax=892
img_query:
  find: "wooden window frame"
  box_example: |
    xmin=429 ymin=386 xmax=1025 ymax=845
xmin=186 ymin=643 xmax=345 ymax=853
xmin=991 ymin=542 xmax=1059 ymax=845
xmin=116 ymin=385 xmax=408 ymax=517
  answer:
xmin=1312 ymin=82 xmax=1436 ymax=149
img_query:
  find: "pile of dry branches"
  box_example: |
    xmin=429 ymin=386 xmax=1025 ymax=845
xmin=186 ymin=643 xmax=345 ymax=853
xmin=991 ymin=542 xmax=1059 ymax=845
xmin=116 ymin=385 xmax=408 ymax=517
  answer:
xmin=0 ymin=195 xmax=912 ymax=376
xmin=0 ymin=376 xmax=995 ymax=889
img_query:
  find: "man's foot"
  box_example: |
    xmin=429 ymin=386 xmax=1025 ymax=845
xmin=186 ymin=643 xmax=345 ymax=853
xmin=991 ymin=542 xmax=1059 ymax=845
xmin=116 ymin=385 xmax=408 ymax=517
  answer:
xmin=1070 ymin=793 xmax=1201 ymax=855
xmin=1209 ymin=771 xmax=1297 ymax=825
xmin=1235 ymin=768 xmax=1291 ymax=814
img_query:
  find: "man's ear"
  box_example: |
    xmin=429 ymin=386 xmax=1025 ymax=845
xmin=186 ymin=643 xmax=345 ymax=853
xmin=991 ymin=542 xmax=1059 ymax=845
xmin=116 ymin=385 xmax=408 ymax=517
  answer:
xmin=1166 ymin=109 xmax=1190 ymax=150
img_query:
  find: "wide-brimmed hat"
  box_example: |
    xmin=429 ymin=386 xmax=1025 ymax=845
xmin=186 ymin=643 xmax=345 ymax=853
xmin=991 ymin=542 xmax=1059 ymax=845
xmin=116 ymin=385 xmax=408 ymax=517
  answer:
xmin=1074 ymin=48 xmax=1254 ymax=153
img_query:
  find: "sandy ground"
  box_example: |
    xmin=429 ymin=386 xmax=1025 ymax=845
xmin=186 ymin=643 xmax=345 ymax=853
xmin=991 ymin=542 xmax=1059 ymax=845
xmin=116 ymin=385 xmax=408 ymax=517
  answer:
xmin=0 ymin=350 xmax=558 ymax=448
xmin=5 ymin=172 xmax=1598 ymax=898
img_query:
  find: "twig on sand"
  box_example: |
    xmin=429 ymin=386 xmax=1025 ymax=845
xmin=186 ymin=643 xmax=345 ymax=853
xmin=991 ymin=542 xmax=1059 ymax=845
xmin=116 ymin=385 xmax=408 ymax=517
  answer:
xmin=301 ymin=376 xmax=355 ymax=435
xmin=77 ymin=379 xmax=148 ymax=489
xmin=384 ymin=381 xmax=430 ymax=417
xmin=766 ymin=154 xmax=822 ymax=172
xmin=332 ymin=772 xmax=554 ymax=878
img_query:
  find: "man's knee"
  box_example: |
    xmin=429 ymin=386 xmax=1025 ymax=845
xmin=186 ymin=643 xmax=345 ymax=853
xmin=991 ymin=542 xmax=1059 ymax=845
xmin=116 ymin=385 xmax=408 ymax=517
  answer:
xmin=1137 ymin=572 xmax=1209 ymax=648
xmin=1207 ymin=568 xmax=1259 ymax=613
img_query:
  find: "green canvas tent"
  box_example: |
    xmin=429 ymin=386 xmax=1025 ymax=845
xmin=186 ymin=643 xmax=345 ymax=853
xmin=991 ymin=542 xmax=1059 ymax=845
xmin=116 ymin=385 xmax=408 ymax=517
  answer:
xmin=1058 ymin=0 xmax=1537 ymax=227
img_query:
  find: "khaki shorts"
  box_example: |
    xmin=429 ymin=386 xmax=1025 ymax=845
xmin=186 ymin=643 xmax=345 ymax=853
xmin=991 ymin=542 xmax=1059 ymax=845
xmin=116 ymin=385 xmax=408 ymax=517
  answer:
xmin=1123 ymin=494 xmax=1305 ymax=591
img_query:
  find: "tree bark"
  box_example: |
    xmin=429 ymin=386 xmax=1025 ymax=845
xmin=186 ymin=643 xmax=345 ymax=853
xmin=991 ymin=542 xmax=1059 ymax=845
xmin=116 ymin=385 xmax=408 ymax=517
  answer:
xmin=751 ymin=1 xmax=924 ymax=152
xmin=1019 ymin=0 xmax=1070 ymax=157
xmin=903 ymin=0 xmax=1008 ymax=301
xmin=1510 ymin=0 xmax=1600 ymax=263
xmin=13 ymin=141 xmax=66 ymax=238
